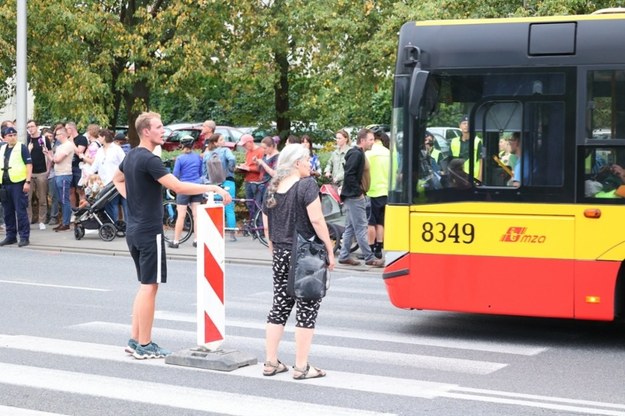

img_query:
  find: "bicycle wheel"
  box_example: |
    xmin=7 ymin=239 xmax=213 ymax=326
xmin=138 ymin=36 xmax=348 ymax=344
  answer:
xmin=252 ymin=209 xmax=268 ymax=247
xmin=327 ymin=223 xmax=341 ymax=255
xmin=162 ymin=201 xmax=177 ymax=243
xmin=162 ymin=201 xmax=194 ymax=244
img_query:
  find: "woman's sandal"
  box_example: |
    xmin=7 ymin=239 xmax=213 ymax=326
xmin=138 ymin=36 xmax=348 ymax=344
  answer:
xmin=292 ymin=364 xmax=326 ymax=380
xmin=263 ymin=360 xmax=288 ymax=376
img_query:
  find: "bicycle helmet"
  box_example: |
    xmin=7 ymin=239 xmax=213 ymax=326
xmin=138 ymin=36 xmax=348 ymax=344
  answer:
xmin=179 ymin=135 xmax=195 ymax=148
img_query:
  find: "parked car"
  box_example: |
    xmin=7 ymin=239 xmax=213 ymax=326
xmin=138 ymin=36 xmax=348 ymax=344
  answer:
xmin=114 ymin=125 xmax=128 ymax=137
xmin=161 ymin=123 xmax=241 ymax=152
xmin=427 ymin=126 xmax=462 ymax=144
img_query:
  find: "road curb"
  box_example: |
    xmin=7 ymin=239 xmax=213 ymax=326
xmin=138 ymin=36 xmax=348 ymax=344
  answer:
xmin=24 ymin=244 xmax=381 ymax=274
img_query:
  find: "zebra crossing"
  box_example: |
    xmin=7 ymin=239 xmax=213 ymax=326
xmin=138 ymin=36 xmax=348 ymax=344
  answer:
xmin=1 ymin=271 xmax=625 ymax=416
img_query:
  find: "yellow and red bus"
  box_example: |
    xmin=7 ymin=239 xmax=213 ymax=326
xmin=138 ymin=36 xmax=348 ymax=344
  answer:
xmin=384 ymin=11 xmax=625 ymax=321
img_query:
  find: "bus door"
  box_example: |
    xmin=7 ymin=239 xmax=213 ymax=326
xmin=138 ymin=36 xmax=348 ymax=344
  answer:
xmin=411 ymin=100 xmax=575 ymax=318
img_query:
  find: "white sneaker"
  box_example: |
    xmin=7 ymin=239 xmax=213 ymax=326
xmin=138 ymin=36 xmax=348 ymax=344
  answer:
xmin=39 ymin=222 xmax=46 ymax=230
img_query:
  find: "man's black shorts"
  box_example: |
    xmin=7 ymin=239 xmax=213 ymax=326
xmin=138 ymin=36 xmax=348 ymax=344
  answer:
xmin=126 ymin=232 xmax=168 ymax=284
xmin=368 ymin=196 xmax=387 ymax=226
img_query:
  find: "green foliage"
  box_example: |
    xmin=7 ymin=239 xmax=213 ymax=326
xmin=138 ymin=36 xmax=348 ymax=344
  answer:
xmin=3 ymin=0 xmax=621 ymax=136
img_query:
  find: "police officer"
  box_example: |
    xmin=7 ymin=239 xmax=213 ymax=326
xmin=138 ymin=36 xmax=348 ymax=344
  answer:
xmin=0 ymin=127 xmax=33 ymax=247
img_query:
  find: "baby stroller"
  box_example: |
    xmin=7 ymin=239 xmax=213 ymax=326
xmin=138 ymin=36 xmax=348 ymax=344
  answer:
xmin=73 ymin=182 xmax=126 ymax=242
xmin=319 ymin=183 xmax=358 ymax=255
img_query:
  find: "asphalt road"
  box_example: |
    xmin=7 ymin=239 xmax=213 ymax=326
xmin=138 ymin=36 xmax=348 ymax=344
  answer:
xmin=1 ymin=249 xmax=625 ymax=415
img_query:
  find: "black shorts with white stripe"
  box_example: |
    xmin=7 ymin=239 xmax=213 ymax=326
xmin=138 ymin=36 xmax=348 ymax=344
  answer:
xmin=126 ymin=232 xmax=168 ymax=284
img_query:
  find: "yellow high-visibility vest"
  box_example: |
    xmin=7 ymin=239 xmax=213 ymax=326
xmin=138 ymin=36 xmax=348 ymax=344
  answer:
xmin=0 ymin=143 xmax=27 ymax=184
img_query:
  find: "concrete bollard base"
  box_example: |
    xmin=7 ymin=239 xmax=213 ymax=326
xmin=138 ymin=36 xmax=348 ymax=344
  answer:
xmin=165 ymin=347 xmax=258 ymax=372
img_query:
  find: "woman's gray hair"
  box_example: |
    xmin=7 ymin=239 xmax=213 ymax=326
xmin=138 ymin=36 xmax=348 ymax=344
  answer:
xmin=265 ymin=144 xmax=309 ymax=208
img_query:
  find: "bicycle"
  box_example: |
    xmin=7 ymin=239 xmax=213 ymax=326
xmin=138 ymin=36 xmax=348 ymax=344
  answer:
xmin=228 ymin=195 xmax=344 ymax=253
xmin=227 ymin=198 xmax=268 ymax=247
xmin=162 ymin=189 xmax=194 ymax=244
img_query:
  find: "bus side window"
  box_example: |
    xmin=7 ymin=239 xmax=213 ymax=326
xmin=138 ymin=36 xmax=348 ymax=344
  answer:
xmin=583 ymin=147 xmax=625 ymax=199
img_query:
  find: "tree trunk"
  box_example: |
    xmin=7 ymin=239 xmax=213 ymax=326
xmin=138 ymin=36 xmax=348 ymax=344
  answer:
xmin=274 ymin=49 xmax=290 ymax=140
xmin=124 ymin=78 xmax=150 ymax=148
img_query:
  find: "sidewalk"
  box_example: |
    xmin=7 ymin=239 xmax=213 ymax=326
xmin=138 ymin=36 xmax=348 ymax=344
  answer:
xmin=1 ymin=223 xmax=379 ymax=272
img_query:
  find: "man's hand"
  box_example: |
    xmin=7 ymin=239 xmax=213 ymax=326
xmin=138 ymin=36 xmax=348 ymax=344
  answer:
xmin=220 ymin=189 xmax=232 ymax=205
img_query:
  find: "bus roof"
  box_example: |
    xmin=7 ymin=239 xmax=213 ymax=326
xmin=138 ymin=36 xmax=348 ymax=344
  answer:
xmin=396 ymin=14 xmax=625 ymax=75
xmin=413 ymin=12 xmax=625 ymax=27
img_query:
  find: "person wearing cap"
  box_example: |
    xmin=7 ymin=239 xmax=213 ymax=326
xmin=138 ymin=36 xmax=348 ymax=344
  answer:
xmin=450 ymin=115 xmax=482 ymax=179
xmin=0 ymin=121 xmax=15 ymax=232
xmin=0 ymin=127 xmax=33 ymax=247
xmin=236 ymin=133 xmax=265 ymax=220
xmin=169 ymin=135 xmax=203 ymax=248
xmin=114 ymin=133 xmax=131 ymax=155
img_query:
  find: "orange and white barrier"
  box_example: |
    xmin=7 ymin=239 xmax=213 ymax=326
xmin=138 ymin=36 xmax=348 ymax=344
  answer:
xmin=196 ymin=194 xmax=225 ymax=350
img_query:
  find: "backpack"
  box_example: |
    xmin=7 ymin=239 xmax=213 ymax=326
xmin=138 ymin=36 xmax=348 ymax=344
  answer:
xmin=206 ymin=151 xmax=226 ymax=184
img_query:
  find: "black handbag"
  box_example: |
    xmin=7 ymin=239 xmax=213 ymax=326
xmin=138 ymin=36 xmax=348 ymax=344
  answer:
xmin=286 ymin=181 xmax=329 ymax=301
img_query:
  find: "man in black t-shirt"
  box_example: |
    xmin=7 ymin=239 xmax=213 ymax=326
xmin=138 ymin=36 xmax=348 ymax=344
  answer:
xmin=113 ymin=111 xmax=232 ymax=360
xmin=66 ymin=122 xmax=88 ymax=208
xmin=25 ymin=120 xmax=51 ymax=227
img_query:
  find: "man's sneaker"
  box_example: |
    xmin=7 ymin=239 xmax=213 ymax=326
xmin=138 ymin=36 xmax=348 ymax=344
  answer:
xmin=168 ymin=241 xmax=179 ymax=249
xmin=39 ymin=222 xmax=46 ymax=230
xmin=132 ymin=342 xmax=172 ymax=359
xmin=124 ymin=338 xmax=139 ymax=354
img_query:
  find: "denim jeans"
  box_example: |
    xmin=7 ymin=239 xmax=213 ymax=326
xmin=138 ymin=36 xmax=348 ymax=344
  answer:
xmin=105 ymin=193 xmax=128 ymax=223
xmin=245 ymin=182 xmax=263 ymax=221
xmin=48 ymin=177 xmax=60 ymax=218
xmin=55 ymin=175 xmax=72 ymax=225
xmin=339 ymin=196 xmax=374 ymax=262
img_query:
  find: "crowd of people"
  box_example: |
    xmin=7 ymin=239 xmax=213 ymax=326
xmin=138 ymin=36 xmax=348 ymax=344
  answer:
xmin=0 ymin=119 xmax=132 ymax=247
xmin=0 ymin=118 xmax=391 ymax=262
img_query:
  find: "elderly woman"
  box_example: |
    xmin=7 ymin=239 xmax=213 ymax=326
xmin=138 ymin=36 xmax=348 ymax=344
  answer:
xmin=261 ymin=144 xmax=335 ymax=380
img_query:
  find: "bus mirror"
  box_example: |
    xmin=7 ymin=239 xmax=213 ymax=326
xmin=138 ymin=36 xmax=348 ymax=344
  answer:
xmin=409 ymin=69 xmax=430 ymax=119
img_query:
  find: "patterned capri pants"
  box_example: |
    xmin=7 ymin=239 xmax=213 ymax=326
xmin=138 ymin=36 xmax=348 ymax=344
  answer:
xmin=267 ymin=248 xmax=322 ymax=328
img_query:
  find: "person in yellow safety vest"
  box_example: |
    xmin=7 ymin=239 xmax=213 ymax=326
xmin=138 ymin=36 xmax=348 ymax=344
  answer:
xmin=0 ymin=127 xmax=33 ymax=247
xmin=450 ymin=115 xmax=482 ymax=179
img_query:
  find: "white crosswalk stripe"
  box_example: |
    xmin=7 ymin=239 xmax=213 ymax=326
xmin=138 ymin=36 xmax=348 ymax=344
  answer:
xmin=0 ymin=362 xmax=393 ymax=416
xmin=2 ymin=276 xmax=625 ymax=416
xmin=0 ymin=406 xmax=69 ymax=416
xmin=70 ymin=321 xmax=507 ymax=375
xmin=154 ymin=310 xmax=548 ymax=355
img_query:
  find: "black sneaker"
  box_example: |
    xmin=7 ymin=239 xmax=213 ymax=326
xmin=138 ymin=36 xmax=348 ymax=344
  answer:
xmin=18 ymin=239 xmax=30 ymax=247
xmin=168 ymin=241 xmax=179 ymax=249
xmin=0 ymin=238 xmax=17 ymax=246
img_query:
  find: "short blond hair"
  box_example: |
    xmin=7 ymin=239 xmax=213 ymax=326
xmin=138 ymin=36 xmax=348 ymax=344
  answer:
xmin=86 ymin=123 xmax=100 ymax=138
xmin=135 ymin=112 xmax=161 ymax=138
